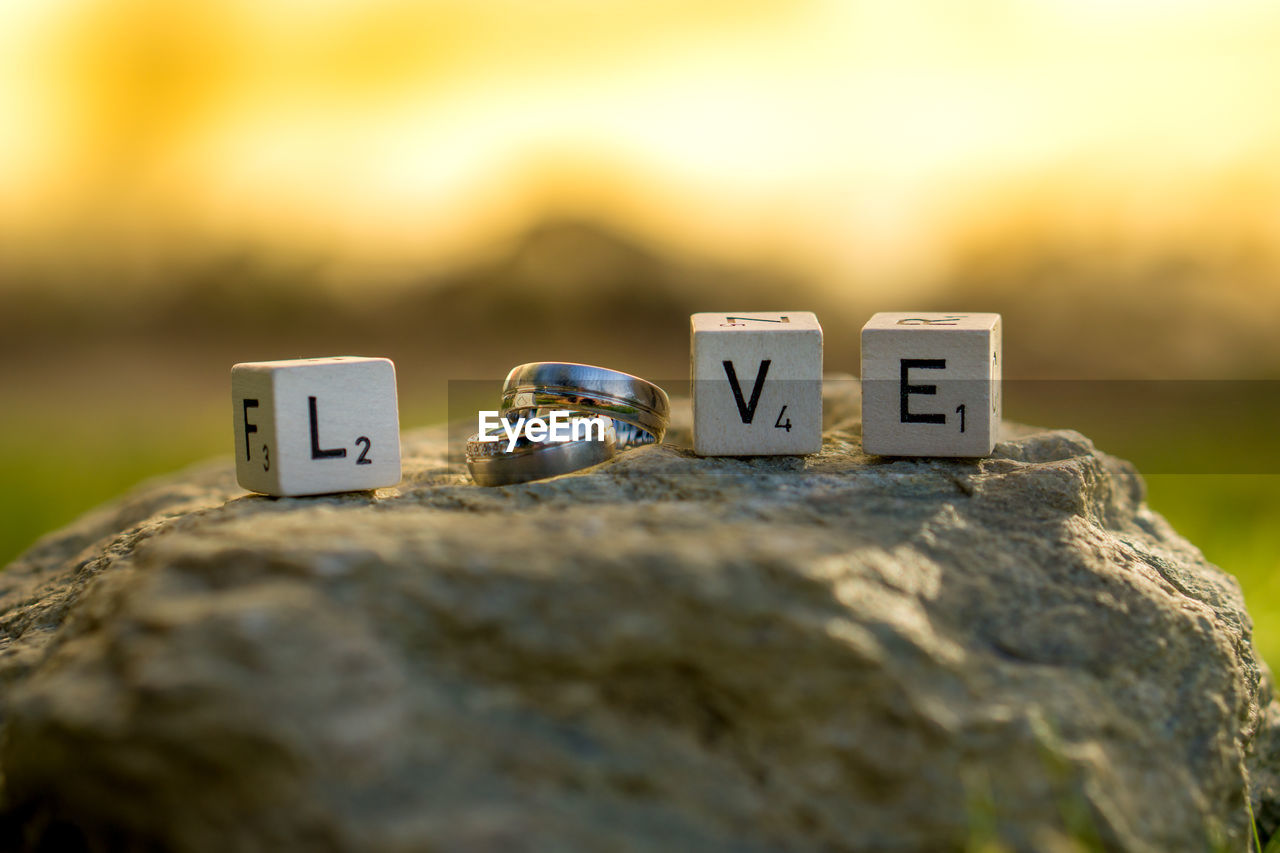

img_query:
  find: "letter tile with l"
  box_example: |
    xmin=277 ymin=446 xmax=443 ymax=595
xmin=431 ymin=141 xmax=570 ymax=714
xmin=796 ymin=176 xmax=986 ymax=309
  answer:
xmin=231 ymin=357 xmax=401 ymax=496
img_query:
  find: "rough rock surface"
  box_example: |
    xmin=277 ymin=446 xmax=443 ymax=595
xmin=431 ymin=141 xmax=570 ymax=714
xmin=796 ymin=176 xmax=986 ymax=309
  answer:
xmin=1 ymin=380 xmax=1277 ymax=852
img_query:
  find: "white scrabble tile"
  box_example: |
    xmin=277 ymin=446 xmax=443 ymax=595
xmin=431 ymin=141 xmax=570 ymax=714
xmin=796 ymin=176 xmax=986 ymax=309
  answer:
xmin=691 ymin=312 xmax=823 ymax=456
xmin=860 ymin=312 xmax=1001 ymax=457
xmin=231 ymin=357 xmax=402 ymax=496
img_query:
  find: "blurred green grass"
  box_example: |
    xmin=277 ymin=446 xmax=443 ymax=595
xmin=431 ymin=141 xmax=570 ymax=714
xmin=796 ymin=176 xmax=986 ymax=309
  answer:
xmin=0 ymin=411 xmax=225 ymax=564
xmin=1145 ymin=475 xmax=1280 ymax=669
xmin=0 ymin=395 xmax=446 ymax=570
xmin=1007 ymin=384 xmax=1280 ymax=667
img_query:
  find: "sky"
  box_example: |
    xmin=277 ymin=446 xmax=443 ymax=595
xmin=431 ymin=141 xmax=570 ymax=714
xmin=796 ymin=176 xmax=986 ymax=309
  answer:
xmin=1 ymin=0 xmax=1278 ymax=289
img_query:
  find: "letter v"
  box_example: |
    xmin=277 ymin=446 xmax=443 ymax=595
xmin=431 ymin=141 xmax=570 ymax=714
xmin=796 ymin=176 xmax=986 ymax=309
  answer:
xmin=723 ymin=359 xmax=771 ymax=424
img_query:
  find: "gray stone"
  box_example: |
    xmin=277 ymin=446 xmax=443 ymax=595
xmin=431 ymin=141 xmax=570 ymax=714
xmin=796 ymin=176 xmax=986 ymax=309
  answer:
xmin=1 ymin=379 xmax=1277 ymax=851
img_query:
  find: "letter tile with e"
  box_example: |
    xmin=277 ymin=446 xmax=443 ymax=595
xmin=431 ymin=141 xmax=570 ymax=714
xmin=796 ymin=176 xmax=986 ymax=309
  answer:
xmin=860 ymin=312 xmax=1001 ymax=457
xmin=231 ymin=357 xmax=402 ymax=496
xmin=691 ymin=312 xmax=822 ymax=456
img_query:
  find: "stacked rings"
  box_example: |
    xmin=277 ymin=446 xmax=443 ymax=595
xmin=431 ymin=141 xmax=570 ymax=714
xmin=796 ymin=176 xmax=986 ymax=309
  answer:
xmin=464 ymin=363 xmax=670 ymax=486
xmin=500 ymin=362 xmax=670 ymax=448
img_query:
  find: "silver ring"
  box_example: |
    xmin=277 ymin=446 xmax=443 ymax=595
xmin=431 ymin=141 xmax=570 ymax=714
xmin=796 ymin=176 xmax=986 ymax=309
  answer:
xmin=466 ymin=421 xmax=617 ymax=486
xmin=500 ymin=363 xmax=670 ymax=448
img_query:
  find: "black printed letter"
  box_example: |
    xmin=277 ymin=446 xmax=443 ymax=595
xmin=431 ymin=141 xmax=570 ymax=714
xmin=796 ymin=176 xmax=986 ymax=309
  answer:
xmin=242 ymin=399 xmax=259 ymax=461
xmin=900 ymin=359 xmax=946 ymax=424
xmin=309 ymin=396 xmax=348 ymax=459
xmin=723 ymin=360 xmax=771 ymax=424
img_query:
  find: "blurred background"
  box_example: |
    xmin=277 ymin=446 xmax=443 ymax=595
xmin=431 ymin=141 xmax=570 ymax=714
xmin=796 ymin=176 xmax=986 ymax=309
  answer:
xmin=1 ymin=1 xmax=1278 ymax=657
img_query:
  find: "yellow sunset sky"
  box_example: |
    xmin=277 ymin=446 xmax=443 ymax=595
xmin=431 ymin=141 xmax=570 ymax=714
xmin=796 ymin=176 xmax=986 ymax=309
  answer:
xmin=1 ymin=0 xmax=1278 ymax=289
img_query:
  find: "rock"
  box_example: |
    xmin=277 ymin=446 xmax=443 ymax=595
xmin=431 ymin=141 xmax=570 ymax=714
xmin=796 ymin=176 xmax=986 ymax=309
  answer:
xmin=1 ymin=379 xmax=1277 ymax=852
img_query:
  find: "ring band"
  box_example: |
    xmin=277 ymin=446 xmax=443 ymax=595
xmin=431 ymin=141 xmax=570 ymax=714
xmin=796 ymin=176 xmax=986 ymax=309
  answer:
xmin=466 ymin=420 xmax=617 ymax=486
xmin=500 ymin=363 xmax=670 ymax=448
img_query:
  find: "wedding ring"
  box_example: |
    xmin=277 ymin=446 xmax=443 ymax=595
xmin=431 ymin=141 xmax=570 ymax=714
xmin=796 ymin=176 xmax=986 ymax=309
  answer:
xmin=500 ymin=363 xmax=670 ymax=448
xmin=466 ymin=420 xmax=617 ymax=487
